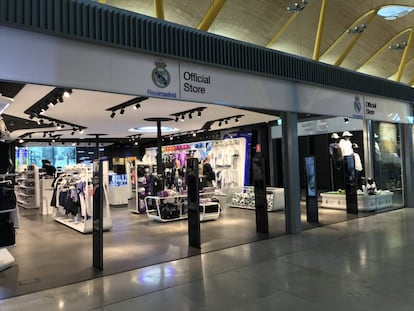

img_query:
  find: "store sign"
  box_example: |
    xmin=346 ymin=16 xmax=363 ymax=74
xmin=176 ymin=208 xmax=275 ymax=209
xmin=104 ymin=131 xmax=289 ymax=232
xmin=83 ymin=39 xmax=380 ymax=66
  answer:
xmin=147 ymin=59 xmax=178 ymax=99
xmin=182 ymin=71 xmax=211 ymax=95
xmin=363 ymin=96 xmax=412 ymax=124
xmin=179 ymin=62 xmax=295 ymax=111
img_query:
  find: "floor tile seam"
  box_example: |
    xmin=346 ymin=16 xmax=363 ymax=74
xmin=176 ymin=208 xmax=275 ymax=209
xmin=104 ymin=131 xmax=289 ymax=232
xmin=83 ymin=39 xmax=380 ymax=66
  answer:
xmin=86 ymin=275 xmax=209 ymax=310
xmin=364 ymin=258 xmax=414 ymax=272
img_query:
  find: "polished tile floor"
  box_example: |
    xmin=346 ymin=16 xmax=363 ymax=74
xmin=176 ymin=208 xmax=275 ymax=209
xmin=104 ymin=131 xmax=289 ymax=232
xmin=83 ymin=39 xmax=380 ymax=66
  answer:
xmin=0 ymin=197 xmax=357 ymax=299
xmin=1 ymin=207 xmax=413 ymax=310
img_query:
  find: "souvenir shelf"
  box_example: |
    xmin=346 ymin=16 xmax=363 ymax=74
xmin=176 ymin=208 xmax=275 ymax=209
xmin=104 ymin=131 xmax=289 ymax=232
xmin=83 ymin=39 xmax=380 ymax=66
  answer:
xmin=15 ymin=165 xmax=40 ymax=209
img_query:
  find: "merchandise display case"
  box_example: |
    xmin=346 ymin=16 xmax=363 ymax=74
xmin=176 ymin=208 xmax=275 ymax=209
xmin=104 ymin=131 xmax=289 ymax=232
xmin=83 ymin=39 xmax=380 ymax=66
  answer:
xmin=226 ymin=186 xmax=285 ymax=211
xmin=320 ymin=191 xmax=393 ymax=211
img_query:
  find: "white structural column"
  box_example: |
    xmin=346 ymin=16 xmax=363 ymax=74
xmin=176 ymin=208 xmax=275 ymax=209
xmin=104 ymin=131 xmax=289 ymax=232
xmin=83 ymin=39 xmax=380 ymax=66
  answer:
xmin=281 ymin=111 xmax=301 ymax=234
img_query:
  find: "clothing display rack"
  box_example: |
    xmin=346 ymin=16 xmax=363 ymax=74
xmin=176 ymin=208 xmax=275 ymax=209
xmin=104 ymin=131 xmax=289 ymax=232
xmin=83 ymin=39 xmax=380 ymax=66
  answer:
xmin=52 ymin=163 xmax=112 ymax=233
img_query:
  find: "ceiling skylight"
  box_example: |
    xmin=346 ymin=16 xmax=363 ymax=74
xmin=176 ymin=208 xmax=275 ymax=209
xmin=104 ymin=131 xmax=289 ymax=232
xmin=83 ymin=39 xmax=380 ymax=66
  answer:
xmin=377 ymin=5 xmax=414 ymax=20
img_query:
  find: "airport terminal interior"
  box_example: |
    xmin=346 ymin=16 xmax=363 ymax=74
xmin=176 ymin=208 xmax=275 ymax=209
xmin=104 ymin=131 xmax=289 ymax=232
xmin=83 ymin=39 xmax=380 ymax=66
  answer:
xmin=0 ymin=0 xmax=413 ymax=305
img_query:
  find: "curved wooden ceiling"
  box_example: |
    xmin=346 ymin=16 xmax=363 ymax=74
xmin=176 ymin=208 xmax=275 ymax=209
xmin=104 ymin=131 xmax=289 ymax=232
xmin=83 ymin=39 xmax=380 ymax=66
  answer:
xmin=100 ymin=0 xmax=414 ymax=86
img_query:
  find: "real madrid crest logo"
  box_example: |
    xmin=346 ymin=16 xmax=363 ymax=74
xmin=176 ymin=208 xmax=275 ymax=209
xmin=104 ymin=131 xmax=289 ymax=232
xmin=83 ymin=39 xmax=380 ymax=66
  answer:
xmin=152 ymin=59 xmax=170 ymax=88
xmin=354 ymin=95 xmax=361 ymax=113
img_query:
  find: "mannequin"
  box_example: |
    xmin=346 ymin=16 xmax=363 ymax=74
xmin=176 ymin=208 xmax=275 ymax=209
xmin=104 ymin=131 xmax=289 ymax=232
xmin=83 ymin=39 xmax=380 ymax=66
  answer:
xmin=352 ymin=143 xmax=363 ymax=190
xmin=339 ymin=131 xmax=354 ymax=156
xmin=329 ymin=133 xmax=343 ymax=190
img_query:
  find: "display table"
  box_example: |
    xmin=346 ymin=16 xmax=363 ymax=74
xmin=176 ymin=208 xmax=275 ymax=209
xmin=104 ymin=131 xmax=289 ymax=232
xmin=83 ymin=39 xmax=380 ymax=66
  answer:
xmin=226 ymin=186 xmax=285 ymax=211
xmin=320 ymin=191 xmax=393 ymax=212
xmin=144 ymin=193 xmax=220 ymax=222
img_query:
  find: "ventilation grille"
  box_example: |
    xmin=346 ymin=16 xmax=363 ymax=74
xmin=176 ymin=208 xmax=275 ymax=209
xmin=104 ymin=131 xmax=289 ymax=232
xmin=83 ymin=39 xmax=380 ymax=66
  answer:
xmin=0 ymin=0 xmax=413 ymax=101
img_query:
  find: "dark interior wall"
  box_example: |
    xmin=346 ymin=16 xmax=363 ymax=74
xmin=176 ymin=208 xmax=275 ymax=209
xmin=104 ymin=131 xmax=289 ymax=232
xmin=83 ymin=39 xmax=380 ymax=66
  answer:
xmin=0 ymin=142 xmax=14 ymax=174
xmin=271 ymin=130 xmax=364 ymax=191
xmin=298 ymin=131 xmax=364 ymax=191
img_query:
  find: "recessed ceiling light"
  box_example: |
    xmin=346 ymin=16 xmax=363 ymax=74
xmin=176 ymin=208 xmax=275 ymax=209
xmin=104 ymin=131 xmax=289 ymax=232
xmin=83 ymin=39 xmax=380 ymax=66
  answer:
xmin=129 ymin=126 xmax=180 ymax=134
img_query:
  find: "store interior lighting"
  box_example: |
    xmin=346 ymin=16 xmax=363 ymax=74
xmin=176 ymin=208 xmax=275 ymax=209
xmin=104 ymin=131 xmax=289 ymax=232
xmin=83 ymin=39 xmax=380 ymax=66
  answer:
xmin=214 ymin=115 xmax=244 ymax=127
xmin=171 ymin=107 xmax=207 ymax=122
xmin=25 ymin=88 xmax=72 ymax=118
xmin=106 ymin=96 xmax=148 ymax=118
xmin=344 ymin=117 xmax=349 ymax=124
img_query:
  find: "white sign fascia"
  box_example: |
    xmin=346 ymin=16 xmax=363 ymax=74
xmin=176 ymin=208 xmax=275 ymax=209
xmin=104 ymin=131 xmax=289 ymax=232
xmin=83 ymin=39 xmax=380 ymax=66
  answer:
xmin=363 ymin=96 xmax=412 ymax=124
xmin=296 ymin=84 xmax=364 ymax=119
xmin=179 ymin=62 xmax=296 ymax=111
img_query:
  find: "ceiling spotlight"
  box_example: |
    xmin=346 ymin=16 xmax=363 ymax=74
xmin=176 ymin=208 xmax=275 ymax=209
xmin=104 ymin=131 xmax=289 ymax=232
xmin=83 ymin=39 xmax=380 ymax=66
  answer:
xmin=287 ymin=0 xmax=308 ymax=12
xmin=58 ymin=95 xmax=64 ymax=103
xmin=48 ymin=101 xmax=55 ymax=108
xmin=52 ymin=139 xmax=56 ymax=143
xmin=134 ymin=141 xmax=138 ymax=146
xmin=181 ymin=114 xmax=185 ymax=122
xmin=79 ymin=129 xmax=84 ymax=134
xmin=134 ymin=103 xmax=141 ymax=110
xmin=72 ymin=142 xmax=76 ymax=146
xmin=63 ymin=89 xmax=72 ymax=98
xmin=110 ymin=111 xmax=116 ymax=118
xmin=225 ymin=119 xmax=228 ymax=125
xmin=120 ymin=108 xmax=125 ymax=115
xmin=19 ymin=138 xmax=24 ymax=143
xmin=175 ymin=116 xmax=179 ymax=122
xmin=347 ymin=23 xmax=367 ymax=34
xmin=389 ymin=42 xmax=407 ymax=50
xmin=57 ymin=124 xmax=62 ymax=129
xmin=43 ymin=132 xmax=46 ymax=138
xmin=218 ymin=121 xmax=222 ymax=127
xmin=48 ymin=141 xmax=52 ymax=146
xmin=189 ymin=113 xmax=193 ymax=119
xmin=71 ymin=131 xmax=75 ymax=135
xmin=197 ymin=110 xmax=202 ymax=118
xmin=235 ymin=117 xmax=240 ymax=123
xmin=344 ymin=117 xmax=349 ymax=124
xmin=170 ymin=136 xmax=173 ymax=140
xmin=192 ymin=132 xmax=196 ymax=137
xmin=29 ymin=114 xmax=35 ymax=120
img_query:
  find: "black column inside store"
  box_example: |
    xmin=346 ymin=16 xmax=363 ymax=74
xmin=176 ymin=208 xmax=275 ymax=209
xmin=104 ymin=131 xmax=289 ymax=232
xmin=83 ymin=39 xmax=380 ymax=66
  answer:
xmin=252 ymin=128 xmax=269 ymax=234
xmin=93 ymin=158 xmax=104 ymax=270
xmin=187 ymin=157 xmax=201 ymax=248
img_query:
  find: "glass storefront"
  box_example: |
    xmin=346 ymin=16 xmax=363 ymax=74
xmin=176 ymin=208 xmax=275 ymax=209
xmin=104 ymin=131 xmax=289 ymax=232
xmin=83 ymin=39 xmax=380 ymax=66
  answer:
xmin=371 ymin=121 xmax=404 ymax=207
